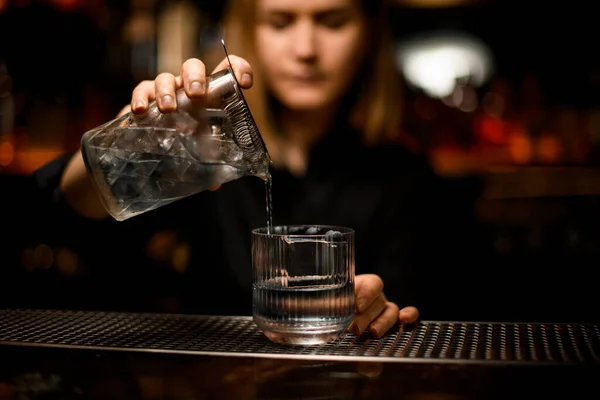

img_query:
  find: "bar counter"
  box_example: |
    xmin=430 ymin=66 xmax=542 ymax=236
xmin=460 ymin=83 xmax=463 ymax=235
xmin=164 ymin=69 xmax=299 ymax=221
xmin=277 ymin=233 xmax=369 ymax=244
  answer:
xmin=1 ymin=309 xmax=598 ymax=399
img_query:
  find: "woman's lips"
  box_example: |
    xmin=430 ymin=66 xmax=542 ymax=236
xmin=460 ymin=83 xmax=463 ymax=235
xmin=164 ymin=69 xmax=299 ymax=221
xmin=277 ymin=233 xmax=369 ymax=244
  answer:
xmin=284 ymin=69 xmax=324 ymax=79
xmin=287 ymin=74 xmax=325 ymax=84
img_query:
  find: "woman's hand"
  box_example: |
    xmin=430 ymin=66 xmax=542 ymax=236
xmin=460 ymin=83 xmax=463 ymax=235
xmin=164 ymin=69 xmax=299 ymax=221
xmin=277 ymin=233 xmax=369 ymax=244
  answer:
xmin=351 ymin=274 xmax=419 ymax=338
xmin=117 ymin=55 xmax=254 ymax=116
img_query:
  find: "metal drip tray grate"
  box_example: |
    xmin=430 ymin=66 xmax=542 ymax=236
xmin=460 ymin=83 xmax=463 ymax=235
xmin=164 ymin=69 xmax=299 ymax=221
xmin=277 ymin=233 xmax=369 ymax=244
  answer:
xmin=1 ymin=309 xmax=599 ymax=364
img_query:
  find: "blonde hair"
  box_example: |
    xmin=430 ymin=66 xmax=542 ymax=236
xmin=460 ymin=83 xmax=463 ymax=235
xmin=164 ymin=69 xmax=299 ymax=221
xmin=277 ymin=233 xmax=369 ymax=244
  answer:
xmin=217 ymin=0 xmax=405 ymax=161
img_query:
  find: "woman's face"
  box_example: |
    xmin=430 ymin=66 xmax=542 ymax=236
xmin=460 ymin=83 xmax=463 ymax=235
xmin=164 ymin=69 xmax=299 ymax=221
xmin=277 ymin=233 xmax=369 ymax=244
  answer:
xmin=255 ymin=0 xmax=368 ymax=111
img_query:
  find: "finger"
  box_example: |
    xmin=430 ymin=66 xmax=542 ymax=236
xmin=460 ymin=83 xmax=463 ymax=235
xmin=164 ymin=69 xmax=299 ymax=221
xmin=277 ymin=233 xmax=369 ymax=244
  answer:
xmin=351 ymin=293 xmax=386 ymax=336
xmin=130 ymin=80 xmax=156 ymax=114
xmin=180 ymin=58 xmax=207 ymax=98
xmin=399 ymin=306 xmax=420 ymax=324
xmin=368 ymin=301 xmax=400 ymax=338
xmin=208 ymin=184 xmax=221 ymax=191
xmin=154 ymin=72 xmax=178 ymax=113
xmin=212 ymin=55 xmax=253 ymax=88
xmin=354 ymin=274 xmax=384 ymax=313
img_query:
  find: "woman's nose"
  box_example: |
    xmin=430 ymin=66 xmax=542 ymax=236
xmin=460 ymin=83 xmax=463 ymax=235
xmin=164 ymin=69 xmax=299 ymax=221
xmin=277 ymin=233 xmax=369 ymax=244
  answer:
xmin=292 ymin=20 xmax=317 ymax=61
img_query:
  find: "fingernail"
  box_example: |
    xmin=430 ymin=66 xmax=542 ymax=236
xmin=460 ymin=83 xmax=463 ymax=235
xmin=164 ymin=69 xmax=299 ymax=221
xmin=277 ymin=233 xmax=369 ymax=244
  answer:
xmin=348 ymin=321 xmax=355 ymax=333
xmin=132 ymin=100 xmax=144 ymax=111
xmin=241 ymin=73 xmax=252 ymax=86
xmin=188 ymin=80 xmax=204 ymax=94
xmin=161 ymin=95 xmax=174 ymax=108
xmin=369 ymin=325 xmax=381 ymax=338
xmin=352 ymin=321 xmax=364 ymax=336
xmin=356 ymin=299 xmax=366 ymax=312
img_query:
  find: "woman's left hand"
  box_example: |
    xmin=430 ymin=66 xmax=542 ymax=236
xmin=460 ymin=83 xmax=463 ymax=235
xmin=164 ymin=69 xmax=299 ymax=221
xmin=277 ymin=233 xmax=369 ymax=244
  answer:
xmin=351 ymin=274 xmax=419 ymax=338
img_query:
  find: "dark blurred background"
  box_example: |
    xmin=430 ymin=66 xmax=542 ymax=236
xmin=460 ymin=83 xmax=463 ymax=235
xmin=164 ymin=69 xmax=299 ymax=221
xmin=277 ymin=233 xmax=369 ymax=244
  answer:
xmin=1 ymin=0 xmax=599 ymax=322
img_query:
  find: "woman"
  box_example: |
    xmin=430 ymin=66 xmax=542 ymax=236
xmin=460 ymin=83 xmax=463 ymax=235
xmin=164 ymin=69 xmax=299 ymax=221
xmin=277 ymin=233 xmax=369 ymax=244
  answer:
xmin=34 ymin=0 xmax=456 ymax=336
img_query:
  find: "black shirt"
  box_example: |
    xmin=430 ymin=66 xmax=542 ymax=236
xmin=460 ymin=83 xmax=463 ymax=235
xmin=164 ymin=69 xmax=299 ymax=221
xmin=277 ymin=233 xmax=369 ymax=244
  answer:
xmin=28 ymin=124 xmax=484 ymax=318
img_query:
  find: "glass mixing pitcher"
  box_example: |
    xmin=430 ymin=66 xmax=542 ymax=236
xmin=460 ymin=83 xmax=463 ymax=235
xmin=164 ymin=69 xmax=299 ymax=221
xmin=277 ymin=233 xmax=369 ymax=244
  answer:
xmin=81 ymin=54 xmax=271 ymax=221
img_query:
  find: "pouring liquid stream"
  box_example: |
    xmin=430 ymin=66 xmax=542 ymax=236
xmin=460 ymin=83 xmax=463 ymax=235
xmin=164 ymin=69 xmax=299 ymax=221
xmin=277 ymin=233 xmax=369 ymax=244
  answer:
xmin=265 ymin=175 xmax=273 ymax=233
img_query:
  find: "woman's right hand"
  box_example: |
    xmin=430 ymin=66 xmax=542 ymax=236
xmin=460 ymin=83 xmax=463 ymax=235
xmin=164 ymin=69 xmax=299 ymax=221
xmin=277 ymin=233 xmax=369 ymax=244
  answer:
xmin=61 ymin=56 xmax=254 ymax=219
xmin=118 ymin=56 xmax=254 ymax=117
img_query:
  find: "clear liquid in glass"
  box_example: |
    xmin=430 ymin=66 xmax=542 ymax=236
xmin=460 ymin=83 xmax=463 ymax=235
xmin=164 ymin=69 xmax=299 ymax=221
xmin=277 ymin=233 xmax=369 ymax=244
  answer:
xmin=251 ymin=226 xmax=355 ymax=345
xmin=253 ymin=276 xmax=354 ymax=345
